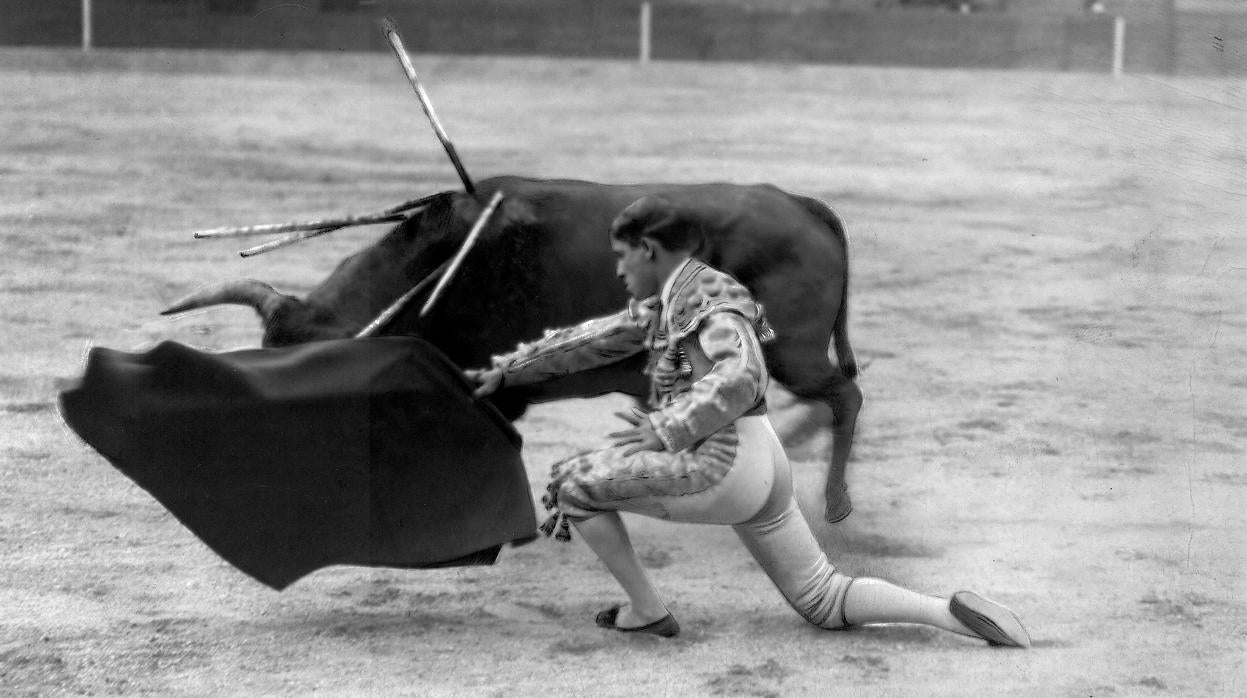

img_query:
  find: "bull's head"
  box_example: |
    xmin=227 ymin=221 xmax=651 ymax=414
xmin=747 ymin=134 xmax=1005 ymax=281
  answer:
xmin=162 ymin=186 xmax=539 ymax=350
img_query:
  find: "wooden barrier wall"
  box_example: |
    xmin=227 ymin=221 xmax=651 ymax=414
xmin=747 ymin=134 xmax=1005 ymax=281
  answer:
xmin=1 ymin=0 xmax=1242 ymax=76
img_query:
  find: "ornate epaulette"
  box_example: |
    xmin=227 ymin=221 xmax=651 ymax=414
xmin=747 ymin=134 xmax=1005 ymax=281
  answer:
xmin=664 ymin=261 xmax=776 ymax=343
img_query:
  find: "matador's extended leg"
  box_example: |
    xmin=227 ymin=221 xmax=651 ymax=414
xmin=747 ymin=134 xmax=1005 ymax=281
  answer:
xmin=730 ymin=422 xmax=1028 ymax=645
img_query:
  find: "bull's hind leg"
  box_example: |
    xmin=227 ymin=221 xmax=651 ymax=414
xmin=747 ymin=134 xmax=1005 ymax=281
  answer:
xmin=824 ymin=370 xmax=862 ymax=522
xmin=766 ymin=341 xmax=863 ymax=523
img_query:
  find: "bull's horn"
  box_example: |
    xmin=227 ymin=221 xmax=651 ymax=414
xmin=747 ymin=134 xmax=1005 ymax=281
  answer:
xmin=161 ymin=279 xmax=289 ymax=321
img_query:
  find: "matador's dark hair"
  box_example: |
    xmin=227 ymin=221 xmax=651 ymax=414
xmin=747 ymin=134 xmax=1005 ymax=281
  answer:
xmin=608 ymin=195 xmax=704 ymax=253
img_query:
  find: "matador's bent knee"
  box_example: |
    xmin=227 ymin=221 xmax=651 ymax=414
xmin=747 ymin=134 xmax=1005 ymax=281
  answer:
xmin=733 ymin=495 xmax=853 ymax=629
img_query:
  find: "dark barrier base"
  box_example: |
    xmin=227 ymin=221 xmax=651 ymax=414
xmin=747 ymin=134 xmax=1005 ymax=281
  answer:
xmin=2 ymin=1 xmax=1242 ymax=77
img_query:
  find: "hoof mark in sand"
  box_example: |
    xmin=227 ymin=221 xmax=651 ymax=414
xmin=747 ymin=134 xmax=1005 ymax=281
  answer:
xmin=1138 ymin=590 xmax=1215 ymax=626
xmin=639 ymin=546 xmax=673 ymax=569
xmin=1089 ymin=464 xmax=1156 ymax=478
xmin=1070 ymin=325 xmax=1116 ymax=344
xmin=1035 ymin=441 xmax=1060 ymax=455
xmin=517 ymin=600 xmax=565 ymax=619
xmin=8 ymin=448 xmax=52 ymax=461
xmin=1109 ymin=429 xmax=1162 ymax=445
xmin=1204 ymin=471 xmax=1247 ymax=486
xmin=144 ymin=616 xmax=199 ymax=634
xmin=1 ymin=402 xmax=53 ymax=414
xmin=54 ymin=505 xmax=121 ymax=520
xmin=840 ymin=532 xmax=941 ymax=559
xmin=702 ymin=658 xmax=788 ymax=697
xmin=547 ymin=638 xmax=611 ymax=655
xmin=934 ymin=417 xmax=1011 ymax=445
xmin=358 ymin=587 xmax=401 ymax=607
xmin=933 ymin=428 xmax=973 ymax=445
xmin=1198 ymin=410 xmax=1247 ymax=438
xmin=839 ymin=653 xmax=889 ymax=674
xmin=1114 ymin=548 xmax=1177 ymax=567
xmin=483 ymin=601 xmax=562 ymax=623
xmin=1183 ymin=439 xmax=1243 ymax=454
xmin=0 ymin=647 xmax=75 ymax=690
xmin=999 ymin=380 xmax=1050 ymax=392
xmin=956 ymin=419 xmax=1007 ymax=433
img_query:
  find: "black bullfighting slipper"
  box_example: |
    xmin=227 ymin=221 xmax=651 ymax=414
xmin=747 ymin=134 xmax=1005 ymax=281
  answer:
xmin=595 ymin=605 xmax=680 ymax=638
xmin=949 ymin=591 xmax=1031 ymax=648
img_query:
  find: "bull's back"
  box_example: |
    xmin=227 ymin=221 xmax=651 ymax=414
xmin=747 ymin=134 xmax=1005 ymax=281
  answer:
xmin=487 ymin=176 xmax=848 ymax=344
xmin=491 ymin=176 xmax=846 ymax=276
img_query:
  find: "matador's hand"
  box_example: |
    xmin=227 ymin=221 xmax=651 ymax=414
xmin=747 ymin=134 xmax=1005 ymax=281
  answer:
xmin=610 ymin=407 xmax=665 ymax=456
xmin=464 ymin=367 xmax=503 ymax=398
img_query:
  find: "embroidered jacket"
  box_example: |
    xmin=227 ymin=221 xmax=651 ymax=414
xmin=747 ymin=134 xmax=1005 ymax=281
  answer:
xmin=491 ymin=259 xmax=775 ymax=452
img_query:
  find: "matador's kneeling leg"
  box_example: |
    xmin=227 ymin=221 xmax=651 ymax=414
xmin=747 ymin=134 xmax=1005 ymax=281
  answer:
xmin=732 ymin=496 xmax=1030 ymax=647
xmin=732 ymin=495 xmax=852 ymax=628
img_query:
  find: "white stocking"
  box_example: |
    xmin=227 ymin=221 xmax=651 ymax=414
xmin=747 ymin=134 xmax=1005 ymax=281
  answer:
xmin=843 ymin=577 xmax=977 ymax=637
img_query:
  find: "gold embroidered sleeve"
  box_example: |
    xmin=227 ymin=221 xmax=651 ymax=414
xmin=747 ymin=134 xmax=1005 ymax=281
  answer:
xmin=649 ymin=312 xmax=768 ymax=452
xmin=492 ymin=302 xmax=651 ymax=387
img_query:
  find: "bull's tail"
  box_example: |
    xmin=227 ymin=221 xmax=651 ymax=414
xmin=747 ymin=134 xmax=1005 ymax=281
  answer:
xmin=791 ymin=194 xmax=857 ymax=381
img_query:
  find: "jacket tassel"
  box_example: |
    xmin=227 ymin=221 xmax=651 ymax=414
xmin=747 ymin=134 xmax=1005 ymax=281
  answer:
xmin=539 ymin=513 xmax=559 ymax=538
xmin=539 ymin=482 xmax=573 ymax=543
xmin=554 ymin=514 xmax=572 ymax=542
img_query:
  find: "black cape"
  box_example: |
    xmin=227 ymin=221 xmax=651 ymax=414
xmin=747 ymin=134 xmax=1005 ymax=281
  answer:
xmin=58 ymin=336 xmax=537 ymax=590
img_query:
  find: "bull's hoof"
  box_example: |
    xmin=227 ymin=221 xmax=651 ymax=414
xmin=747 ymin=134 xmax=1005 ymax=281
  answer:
xmin=824 ymin=483 xmax=853 ymax=523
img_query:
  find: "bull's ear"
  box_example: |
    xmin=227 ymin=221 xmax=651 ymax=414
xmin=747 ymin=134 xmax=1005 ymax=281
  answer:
xmin=451 ymin=193 xmax=536 ymax=230
xmin=494 ymin=197 xmax=537 ymax=229
xmin=450 ymin=193 xmax=483 ymax=226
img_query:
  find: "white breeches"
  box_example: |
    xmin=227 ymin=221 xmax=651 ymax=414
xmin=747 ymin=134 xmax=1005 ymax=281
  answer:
xmin=557 ymin=415 xmax=852 ymax=629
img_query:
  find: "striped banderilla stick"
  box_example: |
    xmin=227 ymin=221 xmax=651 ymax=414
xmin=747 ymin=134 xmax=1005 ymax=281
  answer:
xmin=382 ymin=16 xmax=475 ymax=195
xmin=236 ymin=194 xmax=442 ymax=257
xmin=355 ymin=190 xmax=505 ymax=337
xmin=191 ymin=210 xmax=407 ymax=240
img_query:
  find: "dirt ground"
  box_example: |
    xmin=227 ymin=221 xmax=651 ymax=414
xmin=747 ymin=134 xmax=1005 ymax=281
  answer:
xmin=1 ymin=48 xmax=1244 ymax=696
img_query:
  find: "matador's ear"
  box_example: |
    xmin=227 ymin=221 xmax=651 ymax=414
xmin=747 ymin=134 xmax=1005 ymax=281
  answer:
xmin=641 ymin=238 xmax=656 ymax=259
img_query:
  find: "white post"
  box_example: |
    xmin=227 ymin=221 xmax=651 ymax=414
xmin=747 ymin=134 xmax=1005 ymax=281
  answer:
xmin=82 ymin=0 xmax=92 ymax=52
xmin=1112 ymin=15 xmax=1125 ymax=77
xmin=639 ymin=2 xmax=652 ymax=64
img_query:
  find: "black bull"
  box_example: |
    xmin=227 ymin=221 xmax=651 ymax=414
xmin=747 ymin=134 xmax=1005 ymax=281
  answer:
xmin=165 ymin=176 xmax=863 ymax=522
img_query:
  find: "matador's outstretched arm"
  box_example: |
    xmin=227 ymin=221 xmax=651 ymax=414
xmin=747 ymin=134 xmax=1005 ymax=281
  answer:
xmin=492 ymin=299 xmax=657 ymax=387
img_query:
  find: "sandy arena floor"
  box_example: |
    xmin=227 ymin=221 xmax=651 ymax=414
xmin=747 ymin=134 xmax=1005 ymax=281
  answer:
xmin=1 ymin=48 xmax=1244 ymax=695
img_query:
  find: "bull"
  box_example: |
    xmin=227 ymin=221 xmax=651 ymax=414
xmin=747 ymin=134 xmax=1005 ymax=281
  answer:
xmin=163 ymin=176 xmax=862 ymax=522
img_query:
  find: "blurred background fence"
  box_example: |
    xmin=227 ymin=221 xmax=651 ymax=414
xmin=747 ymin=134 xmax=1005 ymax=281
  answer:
xmin=1 ymin=0 xmax=1244 ymax=75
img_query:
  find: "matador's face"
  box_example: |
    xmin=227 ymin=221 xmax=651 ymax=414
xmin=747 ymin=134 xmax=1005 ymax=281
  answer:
xmin=610 ymin=237 xmax=661 ymax=300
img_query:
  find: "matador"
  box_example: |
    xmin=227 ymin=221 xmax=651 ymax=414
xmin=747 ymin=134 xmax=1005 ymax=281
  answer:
xmin=468 ymin=195 xmax=1030 ymax=645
